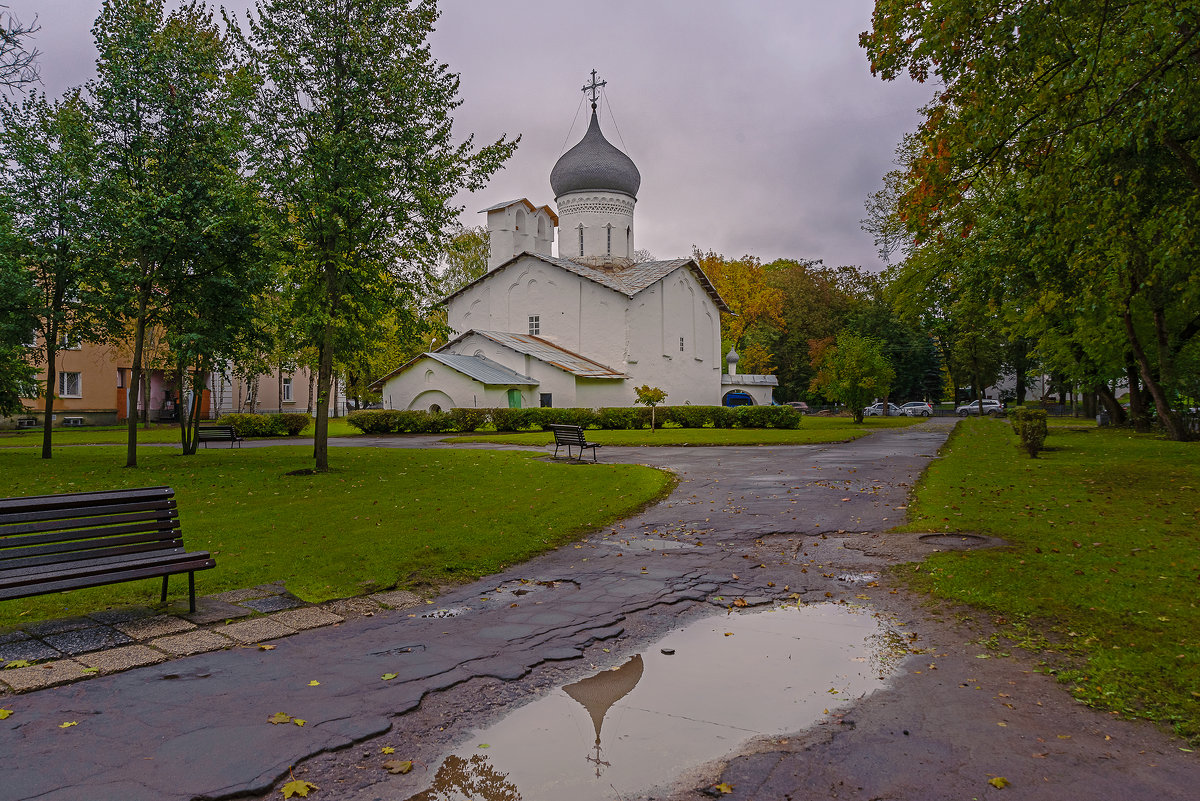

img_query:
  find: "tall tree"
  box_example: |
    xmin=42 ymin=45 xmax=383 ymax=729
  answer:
xmin=0 ymin=90 xmax=109 ymax=458
xmin=241 ymin=0 xmax=517 ymax=470
xmin=0 ymin=208 xmax=38 ymax=414
xmin=0 ymin=3 xmax=38 ymax=94
xmin=89 ymin=0 xmax=260 ymax=466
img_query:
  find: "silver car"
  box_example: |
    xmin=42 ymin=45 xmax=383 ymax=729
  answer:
xmin=956 ymin=399 xmax=1005 ymax=416
xmin=900 ymin=402 xmax=933 ymax=417
xmin=863 ymin=402 xmax=903 ymax=417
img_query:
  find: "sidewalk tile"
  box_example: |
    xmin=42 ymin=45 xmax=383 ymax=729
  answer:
xmin=216 ymin=618 xmax=295 ymax=644
xmin=114 ymin=615 xmax=197 ymax=640
xmin=151 ymin=630 xmax=233 ymax=656
xmin=177 ymin=598 xmax=252 ymax=625
xmin=370 ymin=590 xmax=423 ymax=609
xmin=320 ymin=597 xmax=382 ymax=618
xmin=241 ymin=594 xmax=303 ymax=613
xmin=1 ymin=638 xmax=62 ymax=663
xmin=268 ymin=607 xmax=343 ymax=631
xmin=42 ymin=627 xmax=134 ymax=656
xmin=209 ymin=587 xmax=274 ymax=604
xmin=78 ymin=645 xmax=168 ymax=674
xmin=0 ymin=659 xmax=90 ymax=692
xmin=23 ymin=617 xmax=92 ymax=637
xmin=88 ymin=607 xmax=155 ymax=626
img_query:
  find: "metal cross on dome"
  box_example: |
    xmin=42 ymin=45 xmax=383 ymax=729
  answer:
xmin=582 ymin=69 xmax=606 ymax=110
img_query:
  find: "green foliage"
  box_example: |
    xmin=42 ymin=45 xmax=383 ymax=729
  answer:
xmin=241 ymin=0 xmax=518 ymax=470
xmin=1009 ymin=407 xmax=1048 ymax=458
xmin=447 ymin=407 xmax=487 ymax=433
xmin=732 ymin=405 xmax=800 ymax=429
xmin=597 ymin=406 xmax=646 ymax=430
xmin=900 ymin=419 xmax=1200 ymax=741
xmin=809 ymin=331 xmax=895 ymax=423
xmin=217 ymin=412 xmax=309 ymax=438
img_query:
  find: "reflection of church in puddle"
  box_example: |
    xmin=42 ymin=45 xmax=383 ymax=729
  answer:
xmin=408 ymin=655 xmax=645 ymax=800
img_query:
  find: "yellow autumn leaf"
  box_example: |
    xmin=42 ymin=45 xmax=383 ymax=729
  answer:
xmin=268 ymin=712 xmax=293 ymax=725
xmin=381 ymin=747 xmax=395 ymax=754
xmin=293 ymin=718 xmax=306 ymax=727
xmin=381 ymin=673 xmax=398 ymax=681
xmin=281 ymin=778 xmax=317 ymax=798
xmin=0 ymin=709 xmax=12 ymax=720
xmin=308 ymin=681 xmax=320 ymax=687
xmin=714 ymin=782 xmax=734 ymax=794
xmin=382 ymin=759 xmax=413 ymax=774
xmin=59 ymin=721 xmax=77 ymax=729
xmin=259 ymin=644 xmax=276 ymax=651
xmin=988 ymin=776 xmax=1010 ymax=789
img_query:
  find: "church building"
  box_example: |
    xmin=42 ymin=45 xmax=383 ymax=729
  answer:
xmin=373 ymin=75 xmax=776 ymax=411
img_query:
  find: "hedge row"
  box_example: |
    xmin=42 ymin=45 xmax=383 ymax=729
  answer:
xmin=345 ymin=405 xmax=801 ymax=434
xmin=216 ymin=412 xmax=311 ymax=437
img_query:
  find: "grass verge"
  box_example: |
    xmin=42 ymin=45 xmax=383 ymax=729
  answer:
xmin=447 ymin=416 xmax=920 ymax=447
xmin=0 ymin=418 xmax=362 ymax=447
xmin=0 ymin=445 xmax=672 ymax=628
xmin=899 ymin=418 xmax=1200 ymax=741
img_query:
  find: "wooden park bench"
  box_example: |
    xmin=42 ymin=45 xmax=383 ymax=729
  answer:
xmin=197 ymin=425 xmax=243 ymax=448
xmin=16 ymin=417 xmax=37 ymax=429
xmin=548 ymin=424 xmax=601 ymax=462
xmin=0 ymin=486 xmax=215 ymax=613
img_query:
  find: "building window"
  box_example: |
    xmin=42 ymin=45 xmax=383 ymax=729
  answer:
xmin=606 ymin=224 xmax=612 ymax=256
xmin=59 ymin=371 xmax=82 ymax=398
xmin=626 ymin=226 xmax=631 ymax=256
xmin=578 ymin=225 xmax=584 ymax=256
xmin=282 ymin=377 xmax=293 ymax=402
xmin=59 ymin=332 xmax=81 ymax=350
xmin=116 ymin=369 xmax=124 ymax=388
xmin=679 ymin=337 xmax=685 ymax=352
xmin=528 ymin=315 xmax=540 ymax=335
xmin=540 ymin=393 xmax=553 ymax=408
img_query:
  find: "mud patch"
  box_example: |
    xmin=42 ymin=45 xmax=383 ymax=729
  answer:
xmin=918 ymin=533 xmax=994 ymax=550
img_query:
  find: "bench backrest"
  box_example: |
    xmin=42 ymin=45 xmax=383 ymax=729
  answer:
xmin=197 ymin=426 xmax=235 ymax=437
xmin=548 ymin=424 xmax=588 ymax=445
xmin=0 ymin=487 xmax=182 ymax=572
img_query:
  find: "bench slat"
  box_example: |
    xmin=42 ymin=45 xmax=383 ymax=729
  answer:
xmin=0 ymin=520 xmax=179 ymax=554
xmin=0 ymin=532 xmax=188 ymax=568
xmin=0 ymin=555 xmax=215 ymax=599
xmin=0 ymin=546 xmax=195 ymax=584
xmin=0 ymin=498 xmax=176 ymax=527
xmin=0 ymin=509 xmax=178 ymax=538
xmin=0 ymin=487 xmax=173 ymax=515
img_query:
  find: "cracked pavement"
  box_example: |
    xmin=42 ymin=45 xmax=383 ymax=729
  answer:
xmin=3 ymin=420 xmax=1196 ymax=801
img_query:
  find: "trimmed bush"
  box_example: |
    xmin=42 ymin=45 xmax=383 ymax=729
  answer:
xmin=278 ymin=413 xmax=312 ymax=435
xmin=489 ymin=407 xmax=541 ymax=431
xmin=346 ymin=410 xmax=398 ymax=434
xmin=1010 ymin=407 xmax=1048 ymax=457
xmin=597 ymin=406 xmax=646 ymax=430
xmin=537 ymin=407 xmax=600 ymax=429
xmin=448 ymin=407 xmax=488 ymax=432
xmin=217 ymin=413 xmax=306 ymax=437
xmin=733 ymin=405 xmax=801 ymax=429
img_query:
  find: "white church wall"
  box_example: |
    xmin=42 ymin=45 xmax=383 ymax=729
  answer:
xmin=555 ymin=191 xmax=635 ymax=260
xmin=381 ymin=356 xmax=510 ymax=411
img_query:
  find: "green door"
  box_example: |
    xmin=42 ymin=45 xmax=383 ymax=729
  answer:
xmin=507 ymin=388 xmax=522 ymax=408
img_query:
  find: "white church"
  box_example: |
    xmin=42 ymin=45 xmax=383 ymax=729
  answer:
xmin=373 ymin=76 xmax=777 ymax=412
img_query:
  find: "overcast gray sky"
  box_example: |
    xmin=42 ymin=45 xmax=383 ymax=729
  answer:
xmin=7 ymin=0 xmax=930 ymax=270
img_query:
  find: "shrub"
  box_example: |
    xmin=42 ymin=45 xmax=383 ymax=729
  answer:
xmin=597 ymin=406 xmax=646 ymax=430
xmin=218 ymin=413 xmax=291 ymax=437
xmin=448 ymin=407 xmax=487 ymax=432
xmin=1010 ymin=407 xmax=1048 ymax=457
xmin=733 ymin=405 xmax=801 ymax=429
xmin=537 ymin=407 xmax=599 ymax=429
xmin=347 ymin=410 xmax=398 ymax=434
xmin=278 ymin=413 xmax=311 ymax=436
xmin=489 ymin=407 xmax=541 ymax=431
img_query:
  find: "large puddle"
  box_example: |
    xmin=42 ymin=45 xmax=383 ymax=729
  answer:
xmin=404 ymin=603 xmax=901 ymax=800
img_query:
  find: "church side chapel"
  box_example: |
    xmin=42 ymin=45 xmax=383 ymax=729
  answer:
xmin=373 ymin=73 xmax=777 ymax=411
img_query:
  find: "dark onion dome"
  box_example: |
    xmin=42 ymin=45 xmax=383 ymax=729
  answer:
xmin=550 ymin=110 xmax=641 ymax=199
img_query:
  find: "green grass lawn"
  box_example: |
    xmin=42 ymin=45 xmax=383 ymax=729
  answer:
xmin=447 ymin=416 xmax=920 ymax=447
xmin=0 ymin=445 xmax=671 ymax=628
xmin=0 ymin=418 xmax=362 ymax=448
xmin=900 ymin=418 xmax=1200 ymax=741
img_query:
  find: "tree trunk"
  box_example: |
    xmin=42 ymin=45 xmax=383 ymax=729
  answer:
xmin=314 ymin=325 xmax=335 ymax=470
xmin=306 ymin=368 xmax=314 ymax=415
xmin=1094 ymin=382 xmax=1126 ymax=425
xmin=278 ymin=364 xmax=284 ymax=415
xmin=126 ymin=282 xmax=151 ymax=468
xmin=1125 ymin=360 xmax=1150 ymax=432
xmin=1123 ymin=297 xmax=1187 ymax=440
xmin=41 ymin=337 xmax=57 ymax=460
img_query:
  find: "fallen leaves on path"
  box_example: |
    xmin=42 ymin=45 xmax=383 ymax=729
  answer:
xmin=0 ymin=709 xmax=12 ymax=720
xmin=714 ymin=782 xmax=734 ymax=794
xmin=988 ymin=776 xmax=1010 ymax=789
xmin=382 ymin=759 xmax=413 ymax=774
xmin=281 ymin=778 xmax=317 ymax=798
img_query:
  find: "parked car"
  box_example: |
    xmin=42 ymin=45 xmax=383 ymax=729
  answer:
xmin=956 ymin=399 xmax=1005 ymax=416
xmin=785 ymin=401 xmax=809 ymax=413
xmin=900 ymin=401 xmax=933 ymax=417
xmin=863 ymin=402 xmax=903 ymax=417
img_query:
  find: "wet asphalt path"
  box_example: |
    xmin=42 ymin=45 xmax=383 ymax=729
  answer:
xmin=1 ymin=423 xmax=953 ymax=801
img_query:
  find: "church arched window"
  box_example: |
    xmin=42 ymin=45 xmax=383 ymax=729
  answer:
xmin=578 ymin=224 xmax=584 ymax=257
xmin=606 ymin=224 xmax=612 ymax=256
xmin=514 ymin=208 xmax=526 ymax=231
xmin=626 ymin=226 xmax=631 ymax=257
